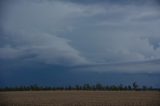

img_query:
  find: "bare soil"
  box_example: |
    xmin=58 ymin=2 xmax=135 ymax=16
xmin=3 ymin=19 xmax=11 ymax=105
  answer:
xmin=0 ymin=91 xmax=160 ymax=106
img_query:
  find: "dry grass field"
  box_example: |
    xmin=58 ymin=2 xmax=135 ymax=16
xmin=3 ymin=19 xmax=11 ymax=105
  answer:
xmin=0 ymin=91 xmax=160 ymax=106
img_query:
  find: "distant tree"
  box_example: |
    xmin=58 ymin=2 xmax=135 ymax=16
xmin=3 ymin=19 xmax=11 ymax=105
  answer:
xmin=110 ymin=85 xmax=118 ymax=91
xmin=132 ymin=82 xmax=138 ymax=90
xmin=0 ymin=82 xmax=159 ymax=91
xmin=148 ymin=86 xmax=153 ymax=90
xmin=124 ymin=86 xmax=128 ymax=90
xmin=68 ymin=85 xmax=72 ymax=90
xmin=105 ymin=85 xmax=109 ymax=90
xmin=90 ymin=84 xmax=96 ymax=90
xmin=142 ymin=85 xmax=147 ymax=91
xmin=96 ymin=83 xmax=103 ymax=90
xmin=75 ymin=85 xmax=80 ymax=90
xmin=127 ymin=85 xmax=132 ymax=90
xmin=118 ymin=84 xmax=124 ymax=90
xmin=83 ymin=84 xmax=91 ymax=90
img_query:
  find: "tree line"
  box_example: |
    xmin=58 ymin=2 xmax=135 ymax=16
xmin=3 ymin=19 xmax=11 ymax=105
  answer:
xmin=0 ymin=82 xmax=159 ymax=91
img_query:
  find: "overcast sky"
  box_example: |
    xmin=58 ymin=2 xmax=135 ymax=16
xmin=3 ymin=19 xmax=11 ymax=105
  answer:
xmin=0 ymin=0 xmax=160 ymax=87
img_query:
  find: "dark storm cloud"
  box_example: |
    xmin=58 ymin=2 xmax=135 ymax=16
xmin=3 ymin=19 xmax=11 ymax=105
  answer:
xmin=61 ymin=0 xmax=159 ymax=6
xmin=72 ymin=59 xmax=160 ymax=73
xmin=0 ymin=0 xmax=160 ymax=73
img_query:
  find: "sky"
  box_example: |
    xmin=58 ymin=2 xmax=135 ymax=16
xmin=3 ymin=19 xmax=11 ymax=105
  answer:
xmin=0 ymin=0 xmax=160 ymax=87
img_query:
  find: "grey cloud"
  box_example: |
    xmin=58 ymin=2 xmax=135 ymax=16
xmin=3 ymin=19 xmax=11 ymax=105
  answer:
xmin=66 ymin=1 xmax=160 ymax=63
xmin=1 ymin=0 xmax=160 ymax=72
xmin=73 ymin=59 xmax=160 ymax=73
xmin=0 ymin=1 xmax=89 ymax=66
xmin=61 ymin=0 xmax=158 ymax=6
xmin=0 ymin=32 xmax=88 ymax=66
xmin=148 ymin=36 xmax=160 ymax=50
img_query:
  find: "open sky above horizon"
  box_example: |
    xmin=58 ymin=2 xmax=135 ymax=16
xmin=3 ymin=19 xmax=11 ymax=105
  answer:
xmin=0 ymin=0 xmax=160 ymax=87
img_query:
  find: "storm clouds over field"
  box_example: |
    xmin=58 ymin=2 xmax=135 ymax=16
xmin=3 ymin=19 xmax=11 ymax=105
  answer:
xmin=0 ymin=0 xmax=160 ymax=87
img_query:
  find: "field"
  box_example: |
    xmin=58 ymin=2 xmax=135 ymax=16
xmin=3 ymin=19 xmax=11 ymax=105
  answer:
xmin=0 ymin=91 xmax=160 ymax=106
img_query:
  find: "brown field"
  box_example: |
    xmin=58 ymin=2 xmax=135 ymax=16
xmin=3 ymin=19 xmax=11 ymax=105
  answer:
xmin=0 ymin=91 xmax=160 ymax=106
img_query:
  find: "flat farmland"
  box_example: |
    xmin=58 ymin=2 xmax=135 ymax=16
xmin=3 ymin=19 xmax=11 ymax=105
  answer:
xmin=0 ymin=91 xmax=160 ymax=106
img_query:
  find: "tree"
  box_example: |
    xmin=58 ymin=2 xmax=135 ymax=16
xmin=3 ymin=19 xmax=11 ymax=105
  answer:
xmin=127 ymin=85 xmax=132 ymax=90
xmin=83 ymin=84 xmax=91 ymax=90
xmin=75 ymin=85 xmax=80 ymax=90
xmin=96 ymin=83 xmax=103 ymax=90
xmin=132 ymin=82 xmax=138 ymax=90
xmin=142 ymin=85 xmax=147 ymax=91
xmin=118 ymin=84 xmax=124 ymax=90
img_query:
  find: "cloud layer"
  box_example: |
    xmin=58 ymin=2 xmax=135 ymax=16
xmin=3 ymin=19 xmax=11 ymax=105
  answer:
xmin=0 ymin=1 xmax=89 ymax=66
xmin=0 ymin=0 xmax=160 ymax=73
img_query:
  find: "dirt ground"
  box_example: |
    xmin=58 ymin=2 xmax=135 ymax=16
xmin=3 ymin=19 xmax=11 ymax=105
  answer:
xmin=0 ymin=91 xmax=160 ymax=106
